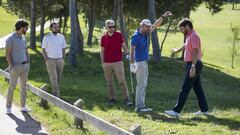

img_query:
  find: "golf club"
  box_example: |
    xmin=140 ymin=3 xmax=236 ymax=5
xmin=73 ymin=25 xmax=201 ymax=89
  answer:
xmin=126 ymin=55 xmax=135 ymax=106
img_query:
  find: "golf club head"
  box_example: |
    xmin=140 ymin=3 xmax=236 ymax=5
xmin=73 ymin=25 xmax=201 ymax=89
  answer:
xmin=126 ymin=55 xmax=130 ymax=61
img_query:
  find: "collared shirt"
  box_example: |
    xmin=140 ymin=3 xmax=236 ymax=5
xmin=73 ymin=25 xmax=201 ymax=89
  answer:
xmin=101 ymin=31 xmax=124 ymax=63
xmin=184 ymin=30 xmax=202 ymax=62
xmin=5 ymin=32 xmax=27 ymax=64
xmin=131 ymin=29 xmax=150 ymax=62
xmin=42 ymin=33 xmax=67 ymax=59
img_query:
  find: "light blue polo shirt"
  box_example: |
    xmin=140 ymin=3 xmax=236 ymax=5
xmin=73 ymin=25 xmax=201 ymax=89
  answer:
xmin=5 ymin=32 xmax=28 ymax=65
xmin=131 ymin=29 xmax=150 ymax=62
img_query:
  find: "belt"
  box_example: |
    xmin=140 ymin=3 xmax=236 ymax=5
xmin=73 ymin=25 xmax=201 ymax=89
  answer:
xmin=186 ymin=60 xmax=201 ymax=64
xmin=21 ymin=61 xmax=27 ymax=64
xmin=48 ymin=57 xmax=63 ymax=60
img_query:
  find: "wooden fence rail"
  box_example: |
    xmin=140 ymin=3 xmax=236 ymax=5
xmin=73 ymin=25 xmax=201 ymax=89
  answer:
xmin=0 ymin=69 xmax=137 ymax=135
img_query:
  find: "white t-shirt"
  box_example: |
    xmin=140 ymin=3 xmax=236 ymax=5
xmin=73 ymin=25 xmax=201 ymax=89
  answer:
xmin=42 ymin=33 xmax=67 ymax=59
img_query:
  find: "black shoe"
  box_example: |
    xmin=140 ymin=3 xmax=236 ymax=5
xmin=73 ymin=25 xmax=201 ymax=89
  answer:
xmin=124 ymin=98 xmax=133 ymax=106
xmin=107 ymin=99 xmax=116 ymax=106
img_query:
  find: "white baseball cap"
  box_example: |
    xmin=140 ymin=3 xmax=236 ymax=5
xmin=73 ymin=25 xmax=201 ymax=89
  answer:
xmin=140 ymin=19 xmax=152 ymax=26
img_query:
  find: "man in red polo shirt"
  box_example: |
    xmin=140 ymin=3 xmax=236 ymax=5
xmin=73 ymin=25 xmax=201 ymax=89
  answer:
xmin=100 ymin=19 xmax=132 ymax=106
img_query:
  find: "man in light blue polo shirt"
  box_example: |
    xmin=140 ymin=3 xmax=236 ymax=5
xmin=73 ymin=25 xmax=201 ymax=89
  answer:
xmin=130 ymin=11 xmax=172 ymax=112
xmin=5 ymin=19 xmax=31 ymax=114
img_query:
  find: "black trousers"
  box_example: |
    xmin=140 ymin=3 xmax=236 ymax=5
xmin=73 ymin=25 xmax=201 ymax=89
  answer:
xmin=173 ymin=61 xmax=208 ymax=113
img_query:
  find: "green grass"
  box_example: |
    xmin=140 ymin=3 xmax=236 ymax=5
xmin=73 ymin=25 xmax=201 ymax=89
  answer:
xmin=0 ymin=6 xmax=18 ymax=37
xmin=0 ymin=3 xmax=240 ymax=135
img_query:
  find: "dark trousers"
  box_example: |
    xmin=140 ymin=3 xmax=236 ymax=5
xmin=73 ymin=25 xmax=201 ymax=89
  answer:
xmin=173 ymin=61 xmax=208 ymax=113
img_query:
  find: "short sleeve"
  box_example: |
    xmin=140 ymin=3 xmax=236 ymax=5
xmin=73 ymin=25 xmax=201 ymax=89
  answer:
xmin=119 ymin=32 xmax=124 ymax=44
xmin=191 ymin=34 xmax=200 ymax=49
xmin=5 ymin=37 xmax=12 ymax=49
xmin=62 ymin=35 xmax=67 ymax=49
xmin=41 ymin=36 xmax=47 ymax=49
xmin=131 ymin=34 xmax=138 ymax=47
xmin=100 ymin=35 xmax=105 ymax=47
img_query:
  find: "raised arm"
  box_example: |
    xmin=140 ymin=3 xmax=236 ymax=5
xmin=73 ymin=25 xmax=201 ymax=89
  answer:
xmin=150 ymin=11 xmax=172 ymax=33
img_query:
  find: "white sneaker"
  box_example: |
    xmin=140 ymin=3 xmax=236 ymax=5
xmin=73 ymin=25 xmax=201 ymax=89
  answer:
xmin=6 ymin=108 xmax=12 ymax=115
xmin=165 ymin=110 xmax=180 ymax=118
xmin=193 ymin=111 xmax=209 ymax=116
xmin=21 ymin=107 xmax=31 ymax=113
xmin=135 ymin=107 xmax=153 ymax=112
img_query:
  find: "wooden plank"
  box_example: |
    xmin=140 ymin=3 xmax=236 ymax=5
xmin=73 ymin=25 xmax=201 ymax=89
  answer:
xmin=129 ymin=124 xmax=142 ymax=135
xmin=0 ymin=69 xmax=134 ymax=135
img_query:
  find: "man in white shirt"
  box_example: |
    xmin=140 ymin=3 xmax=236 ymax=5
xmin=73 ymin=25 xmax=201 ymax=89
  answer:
xmin=42 ymin=22 xmax=67 ymax=97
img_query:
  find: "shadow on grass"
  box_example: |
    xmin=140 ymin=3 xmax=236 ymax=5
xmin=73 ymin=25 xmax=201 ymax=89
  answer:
xmin=136 ymin=111 xmax=240 ymax=130
xmin=0 ymin=50 xmax=240 ymax=130
xmin=189 ymin=115 xmax=240 ymax=130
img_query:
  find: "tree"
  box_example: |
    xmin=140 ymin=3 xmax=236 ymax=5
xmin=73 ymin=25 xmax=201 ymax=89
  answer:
xmin=87 ymin=0 xmax=96 ymax=46
xmin=40 ymin=0 xmax=46 ymax=43
xmin=228 ymin=24 xmax=240 ymax=68
xmin=75 ymin=4 xmax=84 ymax=55
xmin=112 ymin=0 xmax=118 ymax=23
xmin=69 ymin=0 xmax=84 ymax=68
xmin=149 ymin=0 xmax=160 ymax=62
xmin=118 ymin=0 xmax=128 ymax=46
xmin=69 ymin=0 xmax=78 ymax=67
xmin=30 ymin=0 xmax=36 ymax=49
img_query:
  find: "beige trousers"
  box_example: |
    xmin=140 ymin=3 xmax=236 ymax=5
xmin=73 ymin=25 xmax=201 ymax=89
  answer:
xmin=46 ymin=58 xmax=64 ymax=97
xmin=6 ymin=63 xmax=29 ymax=108
xmin=103 ymin=61 xmax=129 ymax=99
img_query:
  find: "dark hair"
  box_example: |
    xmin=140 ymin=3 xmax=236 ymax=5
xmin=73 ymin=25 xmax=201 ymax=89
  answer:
xmin=50 ymin=22 xmax=57 ymax=28
xmin=15 ymin=19 xmax=28 ymax=31
xmin=178 ymin=18 xmax=193 ymax=29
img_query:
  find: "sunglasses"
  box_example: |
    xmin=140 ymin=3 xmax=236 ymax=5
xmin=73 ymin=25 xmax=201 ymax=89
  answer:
xmin=108 ymin=26 xmax=115 ymax=29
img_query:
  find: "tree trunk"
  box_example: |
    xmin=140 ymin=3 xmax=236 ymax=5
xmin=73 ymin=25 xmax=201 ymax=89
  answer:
xmin=30 ymin=0 xmax=36 ymax=49
xmin=87 ymin=0 xmax=96 ymax=46
xmin=69 ymin=0 xmax=78 ymax=67
xmin=232 ymin=2 xmax=235 ymax=10
xmin=59 ymin=11 xmax=63 ymax=33
xmin=112 ymin=0 xmax=118 ymax=23
xmin=160 ymin=19 xmax=171 ymax=57
xmin=148 ymin=0 xmax=160 ymax=62
xmin=0 ymin=0 xmax=2 ymax=6
xmin=40 ymin=0 xmax=45 ymax=44
xmin=183 ymin=0 xmax=191 ymax=18
xmin=63 ymin=14 xmax=68 ymax=33
xmin=75 ymin=3 xmax=84 ymax=55
xmin=118 ymin=0 xmax=128 ymax=46
xmin=231 ymin=41 xmax=236 ymax=68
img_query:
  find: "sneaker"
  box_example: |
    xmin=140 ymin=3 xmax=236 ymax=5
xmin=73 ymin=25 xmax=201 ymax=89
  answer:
xmin=165 ymin=110 xmax=180 ymax=118
xmin=193 ymin=111 xmax=209 ymax=116
xmin=21 ymin=107 xmax=31 ymax=113
xmin=135 ymin=107 xmax=153 ymax=112
xmin=107 ymin=99 xmax=116 ymax=106
xmin=6 ymin=108 xmax=12 ymax=115
xmin=124 ymin=98 xmax=133 ymax=106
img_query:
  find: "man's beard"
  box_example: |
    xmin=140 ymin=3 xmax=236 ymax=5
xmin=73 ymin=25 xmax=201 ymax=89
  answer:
xmin=52 ymin=31 xmax=58 ymax=34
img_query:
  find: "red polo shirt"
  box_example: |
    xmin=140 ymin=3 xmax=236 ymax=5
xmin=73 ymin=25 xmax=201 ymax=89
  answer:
xmin=101 ymin=31 xmax=124 ymax=63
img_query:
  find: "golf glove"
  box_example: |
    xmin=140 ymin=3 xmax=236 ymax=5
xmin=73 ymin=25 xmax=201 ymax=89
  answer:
xmin=130 ymin=63 xmax=138 ymax=74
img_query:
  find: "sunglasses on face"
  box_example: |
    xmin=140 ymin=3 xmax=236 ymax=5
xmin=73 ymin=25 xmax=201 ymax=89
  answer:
xmin=108 ymin=26 xmax=115 ymax=29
